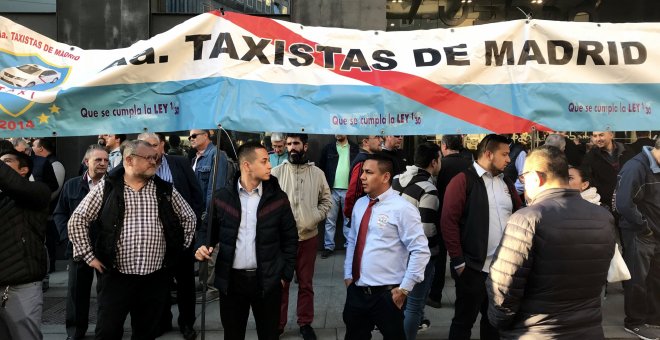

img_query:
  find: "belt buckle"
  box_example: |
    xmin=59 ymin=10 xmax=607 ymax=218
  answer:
xmin=366 ymin=287 xmax=372 ymax=295
xmin=245 ymin=268 xmax=257 ymax=272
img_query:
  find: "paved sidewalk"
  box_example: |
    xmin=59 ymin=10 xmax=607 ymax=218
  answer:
xmin=43 ymin=251 xmax=635 ymax=339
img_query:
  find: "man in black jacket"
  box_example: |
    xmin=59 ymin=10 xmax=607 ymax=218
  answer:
xmin=427 ymin=135 xmax=472 ymax=308
xmin=54 ymin=145 xmax=108 ymax=340
xmin=318 ymin=135 xmax=358 ymax=258
xmin=487 ymin=146 xmax=615 ymax=339
xmin=138 ymin=132 xmax=203 ymax=340
xmin=0 ymin=150 xmax=51 ymax=340
xmin=615 ymin=138 xmax=660 ymax=340
xmin=583 ymin=131 xmax=628 ymax=210
xmin=195 ymin=141 xmax=298 ymax=340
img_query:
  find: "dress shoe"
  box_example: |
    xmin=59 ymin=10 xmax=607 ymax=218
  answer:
xmin=181 ymin=325 xmax=197 ymax=340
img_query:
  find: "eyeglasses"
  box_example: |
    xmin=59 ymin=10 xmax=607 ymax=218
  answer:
xmin=518 ymin=170 xmax=545 ymax=184
xmin=131 ymin=154 xmax=158 ymax=162
xmin=188 ymin=132 xmax=207 ymax=141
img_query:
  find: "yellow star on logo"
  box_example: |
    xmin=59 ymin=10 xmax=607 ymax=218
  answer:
xmin=49 ymin=104 xmax=61 ymax=114
xmin=38 ymin=113 xmax=50 ymax=124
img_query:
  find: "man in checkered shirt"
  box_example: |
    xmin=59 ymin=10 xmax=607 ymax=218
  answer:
xmin=68 ymin=139 xmax=197 ymax=339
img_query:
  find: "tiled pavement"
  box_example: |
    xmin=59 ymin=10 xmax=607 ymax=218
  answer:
xmin=42 ymin=251 xmax=636 ymax=339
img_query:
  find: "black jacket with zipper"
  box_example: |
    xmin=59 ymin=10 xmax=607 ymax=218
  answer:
xmin=198 ymin=174 xmax=298 ymax=295
xmin=0 ymin=161 xmax=51 ymax=286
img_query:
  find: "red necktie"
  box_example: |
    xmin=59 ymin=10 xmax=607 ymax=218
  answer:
xmin=352 ymin=198 xmax=378 ymax=283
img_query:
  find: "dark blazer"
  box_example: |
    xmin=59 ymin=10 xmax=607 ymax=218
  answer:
xmin=165 ymin=155 xmax=204 ymax=220
xmin=53 ymin=175 xmax=91 ymax=257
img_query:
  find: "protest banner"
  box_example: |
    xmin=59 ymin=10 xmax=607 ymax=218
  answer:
xmin=0 ymin=11 xmax=657 ymax=137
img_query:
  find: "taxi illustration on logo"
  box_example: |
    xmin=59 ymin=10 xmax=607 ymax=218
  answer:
xmin=0 ymin=52 xmax=71 ymax=119
xmin=0 ymin=64 xmax=61 ymax=88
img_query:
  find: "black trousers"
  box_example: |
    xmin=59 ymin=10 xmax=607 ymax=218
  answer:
xmin=342 ymin=283 xmax=405 ymax=340
xmin=65 ymin=259 xmax=99 ymax=338
xmin=428 ymin=240 xmax=448 ymax=303
xmin=219 ymin=270 xmax=281 ymax=340
xmin=159 ymin=247 xmax=196 ymax=330
xmin=45 ymin=219 xmax=59 ymax=271
xmin=621 ymin=229 xmax=660 ymax=327
xmin=448 ymin=267 xmax=499 ymax=340
xmin=95 ymin=269 xmax=169 ymax=340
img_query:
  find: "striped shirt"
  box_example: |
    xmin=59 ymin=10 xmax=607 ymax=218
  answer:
xmin=156 ymin=155 xmax=173 ymax=183
xmin=68 ymin=179 xmax=196 ymax=275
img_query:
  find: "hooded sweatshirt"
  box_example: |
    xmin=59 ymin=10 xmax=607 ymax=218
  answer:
xmin=392 ymin=165 xmax=440 ymax=256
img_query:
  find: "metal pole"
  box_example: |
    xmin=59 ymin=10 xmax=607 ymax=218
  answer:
xmin=199 ymin=126 xmax=223 ymax=340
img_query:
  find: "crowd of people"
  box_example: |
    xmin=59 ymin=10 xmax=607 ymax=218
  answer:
xmin=0 ymin=130 xmax=659 ymax=340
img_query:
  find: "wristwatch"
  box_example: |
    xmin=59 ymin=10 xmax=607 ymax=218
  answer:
xmin=398 ymin=287 xmax=409 ymax=296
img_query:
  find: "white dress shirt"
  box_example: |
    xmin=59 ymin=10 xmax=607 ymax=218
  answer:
xmin=233 ymin=181 xmax=262 ymax=269
xmin=344 ymin=187 xmax=430 ymax=291
xmin=473 ymin=162 xmax=513 ymax=272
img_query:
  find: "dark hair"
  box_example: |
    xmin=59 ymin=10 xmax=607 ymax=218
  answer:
xmin=441 ymin=135 xmax=463 ymax=151
xmin=35 ymin=137 xmax=56 ymax=154
xmin=0 ymin=139 xmax=13 ymax=153
xmin=366 ymin=152 xmax=395 ymax=184
xmin=285 ymin=133 xmax=308 ymax=145
xmin=476 ymin=134 xmax=510 ymax=159
xmin=569 ymin=164 xmax=592 ymax=185
xmin=169 ymin=134 xmax=182 ymax=148
xmin=528 ymin=145 xmax=569 ymax=183
xmin=414 ymin=142 xmax=441 ymax=168
xmin=116 ymin=134 xmax=127 ymax=143
xmin=237 ymin=141 xmax=267 ymax=163
xmin=0 ymin=149 xmax=33 ymax=176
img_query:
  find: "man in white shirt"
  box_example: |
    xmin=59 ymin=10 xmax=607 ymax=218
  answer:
xmin=98 ymin=134 xmax=126 ymax=171
xmin=343 ymin=153 xmax=430 ymax=339
xmin=441 ymin=134 xmax=522 ymax=340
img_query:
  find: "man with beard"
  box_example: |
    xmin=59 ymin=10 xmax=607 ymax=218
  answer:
xmin=382 ymin=135 xmax=408 ymax=175
xmin=583 ymin=131 xmax=628 ymax=211
xmin=68 ymin=140 xmax=197 ymax=339
xmin=441 ymin=134 xmax=522 ymax=340
xmin=138 ymin=133 xmax=203 ymax=340
xmin=271 ymin=133 xmax=332 ymax=339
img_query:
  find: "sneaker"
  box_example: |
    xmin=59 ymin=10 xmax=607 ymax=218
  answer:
xmin=321 ymin=249 xmax=334 ymax=259
xmin=418 ymin=319 xmax=431 ymax=332
xmin=625 ymin=325 xmax=660 ymax=340
xmin=425 ymin=297 xmax=442 ymax=308
xmin=299 ymin=324 xmax=317 ymax=340
xmin=195 ymin=288 xmax=219 ymax=304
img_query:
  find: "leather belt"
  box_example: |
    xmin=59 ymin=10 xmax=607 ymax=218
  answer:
xmin=231 ymin=268 xmax=257 ymax=276
xmin=357 ymin=284 xmax=398 ymax=295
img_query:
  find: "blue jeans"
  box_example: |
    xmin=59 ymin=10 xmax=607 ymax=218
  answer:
xmin=324 ymin=189 xmax=349 ymax=251
xmin=404 ymin=259 xmax=435 ymax=340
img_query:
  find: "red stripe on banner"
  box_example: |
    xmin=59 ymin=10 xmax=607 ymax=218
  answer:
xmin=213 ymin=11 xmax=552 ymax=133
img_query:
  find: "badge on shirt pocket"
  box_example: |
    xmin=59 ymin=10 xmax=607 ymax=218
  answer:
xmin=377 ymin=214 xmax=389 ymax=228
